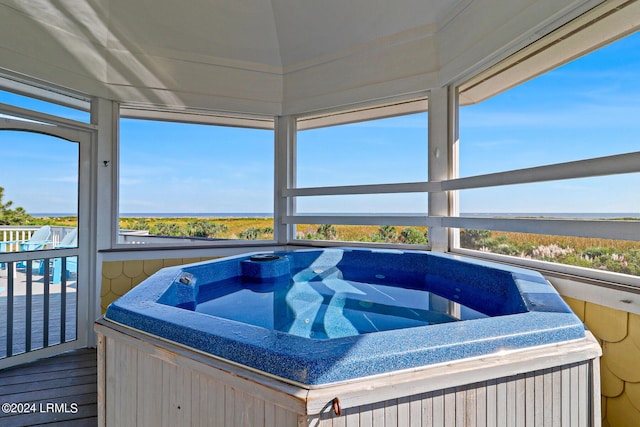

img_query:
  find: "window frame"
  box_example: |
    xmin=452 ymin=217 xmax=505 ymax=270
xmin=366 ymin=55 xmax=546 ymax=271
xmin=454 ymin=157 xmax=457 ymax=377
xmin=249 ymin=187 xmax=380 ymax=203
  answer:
xmin=449 ymin=0 xmax=640 ymax=289
xmin=114 ymin=107 xmax=278 ymax=249
xmin=287 ymin=96 xmax=435 ymax=249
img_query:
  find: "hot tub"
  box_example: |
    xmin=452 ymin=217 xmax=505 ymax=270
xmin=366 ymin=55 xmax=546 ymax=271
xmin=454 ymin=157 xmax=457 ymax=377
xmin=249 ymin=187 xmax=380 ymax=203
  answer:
xmin=96 ymin=248 xmax=601 ymax=426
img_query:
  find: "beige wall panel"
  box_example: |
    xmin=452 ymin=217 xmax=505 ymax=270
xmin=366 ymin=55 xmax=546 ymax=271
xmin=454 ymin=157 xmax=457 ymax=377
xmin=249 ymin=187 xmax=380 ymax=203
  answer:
xmin=143 ymin=259 xmax=165 ymax=276
xmin=110 ymin=275 xmax=133 ymax=297
xmin=563 ymin=296 xmax=586 ymax=321
xmin=101 ymin=292 xmax=119 ymax=313
xmin=102 ymin=262 xmax=124 ymax=280
xmin=628 ymin=313 xmax=640 ymax=349
xmin=600 ymin=360 xmax=624 ymax=398
xmin=606 ymin=392 xmax=640 ymax=427
xmin=101 ymin=257 xmax=218 ymax=314
xmin=602 ymin=340 xmax=640 ymax=383
xmin=122 ymin=260 xmax=145 ymax=279
xmin=585 ymin=302 xmax=629 ymax=343
xmin=626 ymin=382 xmax=640 ymax=413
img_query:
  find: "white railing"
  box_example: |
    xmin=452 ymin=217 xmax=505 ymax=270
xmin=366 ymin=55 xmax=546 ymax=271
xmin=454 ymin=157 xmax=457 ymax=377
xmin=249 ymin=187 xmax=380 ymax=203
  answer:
xmin=0 ymin=252 xmax=78 ymax=361
xmin=118 ymin=230 xmax=245 ymax=245
xmin=0 ymin=226 xmax=79 ymax=361
xmin=1 ymin=226 xmax=41 ymax=251
xmin=0 ymin=226 xmax=74 ymax=250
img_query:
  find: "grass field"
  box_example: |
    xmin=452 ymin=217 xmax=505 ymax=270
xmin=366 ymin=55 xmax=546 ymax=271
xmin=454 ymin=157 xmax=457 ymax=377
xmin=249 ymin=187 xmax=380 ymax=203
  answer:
xmin=27 ymin=215 xmax=640 ymax=276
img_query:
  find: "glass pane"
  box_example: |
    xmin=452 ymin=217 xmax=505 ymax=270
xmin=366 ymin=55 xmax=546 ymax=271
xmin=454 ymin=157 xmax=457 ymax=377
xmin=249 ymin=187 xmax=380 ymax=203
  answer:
xmin=459 ymin=32 xmax=640 ymax=177
xmin=0 ymin=130 xmax=78 ymax=250
xmin=297 ymin=112 xmax=428 ymax=187
xmin=459 ymin=174 xmax=640 ymax=216
xmin=0 ymin=89 xmax=90 ymax=123
xmin=459 ymin=229 xmax=640 ymax=278
xmin=295 ymin=224 xmax=429 ymax=245
xmin=119 ymin=118 xmax=274 ymax=243
xmin=295 ymin=193 xmax=428 ymax=215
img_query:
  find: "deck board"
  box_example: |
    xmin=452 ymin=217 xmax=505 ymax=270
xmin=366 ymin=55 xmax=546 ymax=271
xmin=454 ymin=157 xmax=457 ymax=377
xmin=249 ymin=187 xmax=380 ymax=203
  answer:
xmin=0 ymin=348 xmax=97 ymax=426
xmin=0 ymin=269 xmax=78 ymax=359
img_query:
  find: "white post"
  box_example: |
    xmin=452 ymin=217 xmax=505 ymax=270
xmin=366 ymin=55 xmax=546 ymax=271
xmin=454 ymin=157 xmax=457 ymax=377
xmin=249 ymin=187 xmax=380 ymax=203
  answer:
xmin=428 ymin=86 xmax=456 ymax=252
xmin=274 ymin=116 xmax=297 ymax=245
xmin=87 ymin=97 xmax=119 ymax=346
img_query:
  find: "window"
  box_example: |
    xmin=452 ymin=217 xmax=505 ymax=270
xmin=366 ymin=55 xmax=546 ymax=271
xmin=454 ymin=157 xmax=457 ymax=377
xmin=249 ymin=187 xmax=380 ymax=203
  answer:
xmin=1 ymin=132 xmax=78 ymax=218
xmin=118 ymin=118 xmax=275 ymax=244
xmin=291 ymin=105 xmax=431 ymax=246
xmin=0 ymin=87 xmax=88 ymax=357
xmin=0 ymin=87 xmax=83 ymax=247
xmin=455 ymin=30 xmax=640 ymax=280
xmin=0 ymin=88 xmax=90 ymax=123
xmin=297 ymin=113 xmax=429 ymax=187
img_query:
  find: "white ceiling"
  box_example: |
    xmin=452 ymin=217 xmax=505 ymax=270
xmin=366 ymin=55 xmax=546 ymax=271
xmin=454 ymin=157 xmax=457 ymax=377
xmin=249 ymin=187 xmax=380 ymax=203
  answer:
xmin=0 ymin=0 xmax=601 ymax=115
xmin=103 ymin=0 xmax=460 ymax=71
xmin=271 ymin=0 xmax=456 ymax=69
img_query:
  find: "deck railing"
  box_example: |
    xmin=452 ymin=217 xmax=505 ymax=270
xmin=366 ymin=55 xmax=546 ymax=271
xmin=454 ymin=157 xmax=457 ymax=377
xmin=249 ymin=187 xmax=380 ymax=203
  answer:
xmin=0 ymin=226 xmax=72 ymax=250
xmin=0 ymin=227 xmax=78 ymax=361
xmin=0 ymin=256 xmax=77 ymax=360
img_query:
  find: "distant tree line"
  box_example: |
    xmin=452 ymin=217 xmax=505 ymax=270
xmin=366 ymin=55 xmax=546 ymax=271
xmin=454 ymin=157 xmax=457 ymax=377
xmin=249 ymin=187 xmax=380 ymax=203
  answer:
xmin=301 ymin=224 xmax=429 ymax=245
xmin=129 ymin=218 xmax=273 ymax=240
xmin=0 ymin=186 xmax=35 ymax=225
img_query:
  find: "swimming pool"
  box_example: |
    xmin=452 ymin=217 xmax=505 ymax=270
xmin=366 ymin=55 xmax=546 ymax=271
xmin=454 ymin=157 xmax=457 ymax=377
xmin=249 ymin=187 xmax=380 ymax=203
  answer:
xmin=104 ymin=247 xmax=586 ymax=385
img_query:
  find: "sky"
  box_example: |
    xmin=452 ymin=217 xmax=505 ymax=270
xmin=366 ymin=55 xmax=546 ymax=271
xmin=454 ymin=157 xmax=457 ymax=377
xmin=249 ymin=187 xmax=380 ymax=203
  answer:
xmin=1 ymin=31 xmax=639 ymax=216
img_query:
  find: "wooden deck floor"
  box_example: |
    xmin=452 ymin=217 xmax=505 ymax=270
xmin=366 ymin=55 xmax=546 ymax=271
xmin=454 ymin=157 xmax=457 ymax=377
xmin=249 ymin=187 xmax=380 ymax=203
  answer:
xmin=0 ymin=348 xmax=97 ymax=426
xmin=1 ymin=268 xmax=77 ymax=359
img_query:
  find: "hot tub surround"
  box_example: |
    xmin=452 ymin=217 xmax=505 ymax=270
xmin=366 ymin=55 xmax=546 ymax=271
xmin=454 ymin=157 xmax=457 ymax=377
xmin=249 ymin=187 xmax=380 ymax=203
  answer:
xmin=104 ymin=248 xmax=586 ymax=386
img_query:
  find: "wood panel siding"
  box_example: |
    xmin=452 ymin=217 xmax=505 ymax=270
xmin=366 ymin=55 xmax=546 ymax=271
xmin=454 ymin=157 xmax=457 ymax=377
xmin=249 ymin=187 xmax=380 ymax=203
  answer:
xmin=97 ymin=320 xmax=601 ymax=427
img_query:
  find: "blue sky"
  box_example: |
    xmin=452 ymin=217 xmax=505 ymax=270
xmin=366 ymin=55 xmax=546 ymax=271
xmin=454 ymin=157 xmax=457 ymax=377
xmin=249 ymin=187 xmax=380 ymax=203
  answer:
xmin=1 ymin=31 xmax=639 ymax=216
xmin=458 ymin=31 xmax=640 ymax=214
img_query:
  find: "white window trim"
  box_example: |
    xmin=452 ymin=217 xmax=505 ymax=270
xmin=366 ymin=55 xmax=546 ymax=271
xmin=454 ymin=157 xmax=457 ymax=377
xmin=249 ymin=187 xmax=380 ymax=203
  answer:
xmin=120 ymin=105 xmax=274 ymax=130
xmin=297 ymin=97 xmax=428 ymax=131
xmin=0 ymin=70 xmax=90 ymax=112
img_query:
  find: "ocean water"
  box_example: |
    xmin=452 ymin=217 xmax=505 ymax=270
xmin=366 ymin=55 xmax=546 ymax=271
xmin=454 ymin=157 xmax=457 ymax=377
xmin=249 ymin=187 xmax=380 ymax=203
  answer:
xmin=34 ymin=212 xmax=273 ymax=218
xmin=32 ymin=212 xmax=640 ymax=219
xmin=460 ymin=212 xmax=640 ymax=220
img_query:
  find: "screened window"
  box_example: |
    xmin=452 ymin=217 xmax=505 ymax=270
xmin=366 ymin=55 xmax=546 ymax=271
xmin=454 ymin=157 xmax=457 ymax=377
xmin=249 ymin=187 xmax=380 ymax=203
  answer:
xmin=118 ymin=118 xmax=274 ymax=244
xmin=456 ymin=31 xmax=640 ymax=279
xmin=292 ymin=109 xmax=430 ymax=245
xmin=0 ymin=89 xmax=90 ymax=123
xmin=297 ymin=113 xmax=429 ymax=187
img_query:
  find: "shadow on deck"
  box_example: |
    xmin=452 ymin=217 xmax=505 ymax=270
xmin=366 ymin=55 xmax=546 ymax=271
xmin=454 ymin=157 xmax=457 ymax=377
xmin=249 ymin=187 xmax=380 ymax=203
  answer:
xmin=0 ymin=348 xmax=97 ymax=426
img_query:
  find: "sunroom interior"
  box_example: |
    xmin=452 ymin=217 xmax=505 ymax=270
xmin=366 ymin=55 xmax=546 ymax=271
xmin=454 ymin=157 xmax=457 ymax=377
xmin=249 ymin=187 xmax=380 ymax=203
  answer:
xmin=1 ymin=0 xmax=640 ymax=425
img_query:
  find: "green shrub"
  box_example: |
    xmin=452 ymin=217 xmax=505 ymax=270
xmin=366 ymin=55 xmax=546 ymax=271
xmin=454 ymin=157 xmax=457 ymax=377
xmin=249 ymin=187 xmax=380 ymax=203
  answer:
xmin=370 ymin=225 xmax=398 ymax=243
xmin=130 ymin=219 xmax=150 ymax=230
xmin=400 ymin=227 xmax=428 ymax=245
xmin=184 ymin=220 xmax=227 ymax=238
xmin=151 ymin=222 xmax=183 ymax=236
xmin=317 ymin=224 xmax=338 ymax=240
xmin=460 ymin=229 xmax=493 ymax=249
